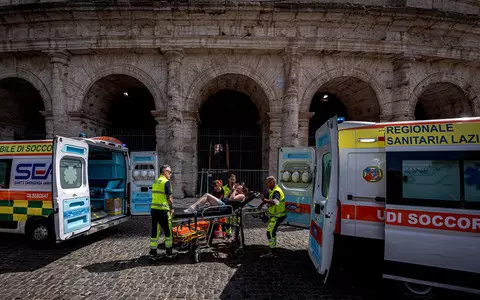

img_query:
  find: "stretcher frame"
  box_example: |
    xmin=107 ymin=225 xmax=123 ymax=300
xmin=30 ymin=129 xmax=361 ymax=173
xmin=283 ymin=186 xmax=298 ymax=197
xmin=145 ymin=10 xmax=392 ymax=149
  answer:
xmin=172 ymin=192 xmax=262 ymax=263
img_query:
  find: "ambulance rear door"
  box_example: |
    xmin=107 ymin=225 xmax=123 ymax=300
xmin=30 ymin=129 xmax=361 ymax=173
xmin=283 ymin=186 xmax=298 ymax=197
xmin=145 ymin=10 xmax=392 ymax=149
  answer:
xmin=278 ymin=147 xmax=315 ymax=228
xmin=52 ymin=136 xmax=91 ymax=241
xmin=308 ymin=117 xmax=339 ymax=283
xmin=129 ymin=151 xmax=158 ymax=215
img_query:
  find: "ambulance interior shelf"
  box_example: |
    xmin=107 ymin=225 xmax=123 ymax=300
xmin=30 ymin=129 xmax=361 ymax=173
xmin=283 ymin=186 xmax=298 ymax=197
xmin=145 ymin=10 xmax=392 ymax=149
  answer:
xmin=88 ymin=147 xmax=126 ymax=220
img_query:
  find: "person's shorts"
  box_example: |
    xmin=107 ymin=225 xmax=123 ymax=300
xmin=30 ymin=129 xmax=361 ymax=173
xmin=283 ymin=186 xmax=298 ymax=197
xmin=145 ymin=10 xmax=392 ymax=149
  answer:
xmin=217 ymin=198 xmax=228 ymax=206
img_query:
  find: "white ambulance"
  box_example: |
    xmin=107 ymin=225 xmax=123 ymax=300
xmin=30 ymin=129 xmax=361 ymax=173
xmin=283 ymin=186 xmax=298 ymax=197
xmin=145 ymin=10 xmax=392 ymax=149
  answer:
xmin=0 ymin=136 xmax=152 ymax=242
xmin=280 ymin=117 xmax=480 ymax=298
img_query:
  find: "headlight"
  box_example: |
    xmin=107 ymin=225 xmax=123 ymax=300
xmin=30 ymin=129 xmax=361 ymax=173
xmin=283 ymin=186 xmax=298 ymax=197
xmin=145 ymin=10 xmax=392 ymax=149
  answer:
xmin=133 ymin=170 xmax=140 ymax=180
xmin=148 ymin=170 xmax=155 ymax=180
xmin=141 ymin=170 xmax=148 ymax=179
xmin=302 ymin=171 xmax=310 ymax=183
xmin=282 ymin=171 xmax=291 ymax=182
xmin=291 ymin=171 xmax=300 ymax=183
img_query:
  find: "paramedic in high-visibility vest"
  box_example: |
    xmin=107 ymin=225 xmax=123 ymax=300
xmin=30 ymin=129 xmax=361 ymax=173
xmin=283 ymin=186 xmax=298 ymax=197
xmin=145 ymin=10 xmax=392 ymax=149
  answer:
xmin=259 ymin=176 xmax=286 ymax=258
xmin=149 ymin=164 xmax=175 ymax=260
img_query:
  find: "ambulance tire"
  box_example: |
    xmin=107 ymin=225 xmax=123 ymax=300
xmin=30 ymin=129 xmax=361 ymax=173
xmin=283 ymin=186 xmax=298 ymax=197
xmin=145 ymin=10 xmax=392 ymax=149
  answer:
xmin=399 ymin=281 xmax=437 ymax=300
xmin=26 ymin=218 xmax=53 ymax=243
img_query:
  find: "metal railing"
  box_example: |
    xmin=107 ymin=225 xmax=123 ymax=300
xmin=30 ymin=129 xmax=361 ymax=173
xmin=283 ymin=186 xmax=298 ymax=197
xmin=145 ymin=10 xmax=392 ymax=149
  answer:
xmin=197 ymin=168 xmax=269 ymax=196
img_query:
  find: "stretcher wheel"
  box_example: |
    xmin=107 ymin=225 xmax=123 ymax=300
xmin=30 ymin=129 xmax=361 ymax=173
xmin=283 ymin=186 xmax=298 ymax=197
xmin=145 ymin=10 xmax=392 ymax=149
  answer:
xmin=234 ymin=248 xmax=244 ymax=258
xmin=193 ymin=251 xmax=200 ymax=264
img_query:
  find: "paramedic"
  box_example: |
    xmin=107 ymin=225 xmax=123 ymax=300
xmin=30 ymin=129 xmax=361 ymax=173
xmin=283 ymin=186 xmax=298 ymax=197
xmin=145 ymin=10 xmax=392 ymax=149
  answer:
xmin=149 ymin=164 xmax=174 ymax=259
xmin=222 ymin=173 xmax=237 ymax=237
xmin=259 ymin=176 xmax=286 ymax=258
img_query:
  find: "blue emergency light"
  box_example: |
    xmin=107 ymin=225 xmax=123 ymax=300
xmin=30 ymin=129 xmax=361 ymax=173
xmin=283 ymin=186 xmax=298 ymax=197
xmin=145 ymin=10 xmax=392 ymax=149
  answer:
xmin=336 ymin=117 xmax=345 ymax=123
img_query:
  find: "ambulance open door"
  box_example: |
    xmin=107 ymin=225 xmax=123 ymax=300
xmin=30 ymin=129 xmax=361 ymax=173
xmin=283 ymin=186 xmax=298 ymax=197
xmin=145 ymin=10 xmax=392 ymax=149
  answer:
xmin=308 ymin=117 xmax=339 ymax=283
xmin=52 ymin=136 xmax=91 ymax=241
xmin=278 ymin=147 xmax=315 ymax=228
xmin=129 ymin=151 xmax=158 ymax=215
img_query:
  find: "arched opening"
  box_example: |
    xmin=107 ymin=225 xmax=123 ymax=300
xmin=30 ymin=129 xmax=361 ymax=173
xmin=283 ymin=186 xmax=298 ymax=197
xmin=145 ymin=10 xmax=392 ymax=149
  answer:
xmin=308 ymin=76 xmax=380 ymax=146
xmin=83 ymin=75 xmax=156 ymax=151
xmin=414 ymin=82 xmax=472 ymax=120
xmin=198 ymin=90 xmax=262 ymax=170
xmin=0 ymin=77 xmax=46 ymax=140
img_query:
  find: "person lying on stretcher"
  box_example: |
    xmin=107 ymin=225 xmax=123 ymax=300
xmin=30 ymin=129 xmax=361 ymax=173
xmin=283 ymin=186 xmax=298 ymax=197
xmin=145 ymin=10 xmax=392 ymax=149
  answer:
xmin=184 ymin=182 xmax=247 ymax=213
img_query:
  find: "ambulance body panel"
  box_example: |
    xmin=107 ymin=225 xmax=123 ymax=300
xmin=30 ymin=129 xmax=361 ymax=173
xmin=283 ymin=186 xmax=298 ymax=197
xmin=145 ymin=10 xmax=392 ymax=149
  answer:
xmin=278 ymin=147 xmax=315 ymax=228
xmin=286 ymin=117 xmax=480 ymax=297
xmin=129 ymin=151 xmax=158 ymax=215
xmin=0 ymin=136 xmax=132 ymax=242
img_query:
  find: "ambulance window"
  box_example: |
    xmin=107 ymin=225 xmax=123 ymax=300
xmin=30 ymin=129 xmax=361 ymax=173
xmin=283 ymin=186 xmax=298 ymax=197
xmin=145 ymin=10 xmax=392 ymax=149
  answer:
xmin=402 ymin=160 xmax=461 ymax=202
xmin=464 ymin=160 xmax=480 ymax=204
xmin=60 ymin=158 xmax=84 ymax=189
xmin=322 ymin=153 xmax=332 ymax=197
xmin=0 ymin=159 xmax=12 ymax=189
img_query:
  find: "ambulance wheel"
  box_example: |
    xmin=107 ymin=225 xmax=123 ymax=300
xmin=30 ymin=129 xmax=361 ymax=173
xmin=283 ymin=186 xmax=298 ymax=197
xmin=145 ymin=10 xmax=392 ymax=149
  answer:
xmin=27 ymin=218 xmax=52 ymax=243
xmin=400 ymin=282 xmax=436 ymax=300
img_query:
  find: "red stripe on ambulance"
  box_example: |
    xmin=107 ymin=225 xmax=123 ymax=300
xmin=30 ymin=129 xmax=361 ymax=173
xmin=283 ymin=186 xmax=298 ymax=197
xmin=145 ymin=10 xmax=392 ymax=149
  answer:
xmin=386 ymin=209 xmax=480 ymax=233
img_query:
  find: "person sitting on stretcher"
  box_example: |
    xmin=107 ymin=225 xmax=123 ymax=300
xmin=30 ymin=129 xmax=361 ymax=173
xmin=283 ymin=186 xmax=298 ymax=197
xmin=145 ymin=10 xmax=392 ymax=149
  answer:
xmin=184 ymin=182 xmax=247 ymax=213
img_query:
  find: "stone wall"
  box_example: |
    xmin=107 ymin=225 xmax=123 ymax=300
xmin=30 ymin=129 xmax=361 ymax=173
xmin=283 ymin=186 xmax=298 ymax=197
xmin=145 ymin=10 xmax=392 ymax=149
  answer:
xmin=0 ymin=2 xmax=479 ymax=196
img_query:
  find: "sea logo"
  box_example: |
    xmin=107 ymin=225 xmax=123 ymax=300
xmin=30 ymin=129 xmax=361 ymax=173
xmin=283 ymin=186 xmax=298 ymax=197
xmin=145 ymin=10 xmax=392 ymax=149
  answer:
xmin=15 ymin=163 xmax=53 ymax=180
xmin=362 ymin=166 xmax=383 ymax=183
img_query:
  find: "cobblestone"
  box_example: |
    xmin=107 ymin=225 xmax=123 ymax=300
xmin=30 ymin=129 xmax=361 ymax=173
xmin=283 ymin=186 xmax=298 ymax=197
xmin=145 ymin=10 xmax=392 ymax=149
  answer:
xmin=0 ymin=199 xmax=476 ymax=299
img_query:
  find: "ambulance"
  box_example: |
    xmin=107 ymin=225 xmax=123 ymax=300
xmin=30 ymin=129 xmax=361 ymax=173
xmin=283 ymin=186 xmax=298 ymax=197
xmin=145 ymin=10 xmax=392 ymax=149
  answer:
xmin=280 ymin=117 xmax=480 ymax=298
xmin=0 ymin=136 xmax=155 ymax=242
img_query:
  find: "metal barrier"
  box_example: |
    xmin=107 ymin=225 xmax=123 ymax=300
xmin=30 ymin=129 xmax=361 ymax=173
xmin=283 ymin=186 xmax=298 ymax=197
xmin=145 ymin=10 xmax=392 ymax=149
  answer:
xmin=197 ymin=168 xmax=269 ymax=196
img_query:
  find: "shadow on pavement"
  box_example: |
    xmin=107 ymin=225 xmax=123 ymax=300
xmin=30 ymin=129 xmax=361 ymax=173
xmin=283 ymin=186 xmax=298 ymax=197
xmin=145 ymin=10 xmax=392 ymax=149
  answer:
xmin=218 ymin=245 xmax=384 ymax=300
xmin=0 ymin=228 xmax=117 ymax=274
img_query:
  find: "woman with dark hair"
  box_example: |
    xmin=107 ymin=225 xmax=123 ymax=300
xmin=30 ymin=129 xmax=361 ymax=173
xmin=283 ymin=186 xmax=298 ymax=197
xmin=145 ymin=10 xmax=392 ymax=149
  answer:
xmin=184 ymin=182 xmax=247 ymax=213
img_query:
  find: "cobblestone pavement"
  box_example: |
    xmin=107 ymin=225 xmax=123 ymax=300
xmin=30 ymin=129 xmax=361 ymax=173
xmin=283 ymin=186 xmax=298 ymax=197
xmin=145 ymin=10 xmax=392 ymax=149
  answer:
xmin=0 ymin=198 xmax=475 ymax=300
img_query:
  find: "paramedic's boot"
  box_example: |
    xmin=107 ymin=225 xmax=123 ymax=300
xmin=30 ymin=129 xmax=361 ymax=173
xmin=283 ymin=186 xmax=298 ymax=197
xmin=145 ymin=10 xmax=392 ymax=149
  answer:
xmin=260 ymin=249 xmax=276 ymax=258
xmin=149 ymin=249 xmax=158 ymax=260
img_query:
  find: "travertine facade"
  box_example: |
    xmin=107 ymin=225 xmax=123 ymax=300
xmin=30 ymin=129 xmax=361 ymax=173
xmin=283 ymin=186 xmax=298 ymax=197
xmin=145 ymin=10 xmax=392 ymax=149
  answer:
xmin=1 ymin=1 xmax=480 ymax=197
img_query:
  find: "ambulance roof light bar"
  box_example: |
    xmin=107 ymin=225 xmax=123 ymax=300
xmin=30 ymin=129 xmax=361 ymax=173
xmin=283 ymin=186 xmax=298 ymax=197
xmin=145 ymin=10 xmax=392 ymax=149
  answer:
xmin=336 ymin=117 xmax=345 ymax=124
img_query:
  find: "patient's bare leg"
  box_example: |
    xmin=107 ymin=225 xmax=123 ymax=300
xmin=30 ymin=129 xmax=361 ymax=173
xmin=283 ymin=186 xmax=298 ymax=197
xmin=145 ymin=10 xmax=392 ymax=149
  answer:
xmin=205 ymin=194 xmax=220 ymax=206
xmin=188 ymin=195 xmax=208 ymax=210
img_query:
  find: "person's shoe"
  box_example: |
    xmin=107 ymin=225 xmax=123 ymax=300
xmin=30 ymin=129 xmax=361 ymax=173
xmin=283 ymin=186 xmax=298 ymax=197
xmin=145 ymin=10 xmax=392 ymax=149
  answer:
xmin=260 ymin=250 xmax=276 ymax=258
xmin=149 ymin=250 xmax=158 ymax=260
xmin=184 ymin=207 xmax=196 ymax=214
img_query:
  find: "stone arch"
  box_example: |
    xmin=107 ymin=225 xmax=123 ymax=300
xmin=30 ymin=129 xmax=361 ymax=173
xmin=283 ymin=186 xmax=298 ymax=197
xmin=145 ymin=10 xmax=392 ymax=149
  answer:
xmin=0 ymin=68 xmax=52 ymax=111
xmin=409 ymin=72 xmax=478 ymax=118
xmin=76 ymin=64 xmax=165 ymax=112
xmin=185 ymin=65 xmax=276 ymax=120
xmin=300 ymin=67 xmax=386 ymax=117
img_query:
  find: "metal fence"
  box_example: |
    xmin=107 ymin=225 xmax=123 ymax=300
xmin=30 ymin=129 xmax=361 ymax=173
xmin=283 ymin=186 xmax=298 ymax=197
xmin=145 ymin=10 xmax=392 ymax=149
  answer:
xmin=106 ymin=127 xmax=156 ymax=151
xmin=197 ymin=168 xmax=269 ymax=196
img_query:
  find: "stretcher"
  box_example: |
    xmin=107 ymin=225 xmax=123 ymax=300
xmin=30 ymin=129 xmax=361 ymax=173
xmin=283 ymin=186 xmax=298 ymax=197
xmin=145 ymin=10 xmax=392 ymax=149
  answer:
xmin=172 ymin=191 xmax=261 ymax=263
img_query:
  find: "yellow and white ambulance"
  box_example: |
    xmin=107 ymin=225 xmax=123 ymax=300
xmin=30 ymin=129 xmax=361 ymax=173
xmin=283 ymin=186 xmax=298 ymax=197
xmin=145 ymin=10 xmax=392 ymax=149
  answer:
xmin=0 ymin=136 xmax=139 ymax=242
xmin=280 ymin=117 xmax=480 ymax=298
